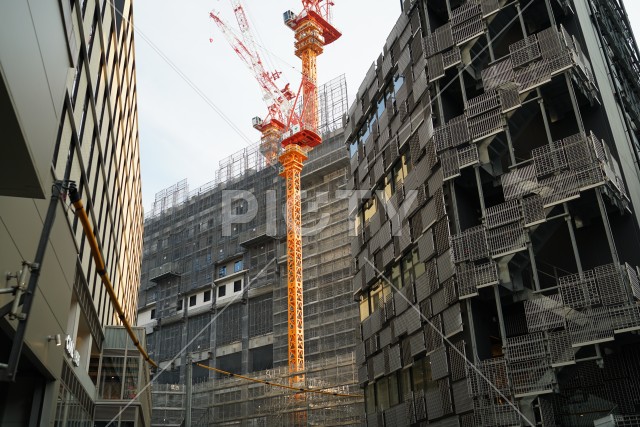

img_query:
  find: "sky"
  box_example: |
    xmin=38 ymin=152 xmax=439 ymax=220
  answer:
xmin=134 ymin=0 xmax=640 ymax=211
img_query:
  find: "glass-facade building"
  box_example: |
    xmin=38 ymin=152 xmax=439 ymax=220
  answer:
xmin=0 ymin=0 xmax=146 ymax=425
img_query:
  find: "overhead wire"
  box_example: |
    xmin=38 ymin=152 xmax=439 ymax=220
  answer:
xmin=107 ymin=0 xmax=254 ymax=146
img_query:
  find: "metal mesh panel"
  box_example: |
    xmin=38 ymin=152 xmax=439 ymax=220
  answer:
xmin=456 ymin=262 xmax=478 ymax=299
xmin=358 ymin=364 xmax=368 ymax=385
xmin=443 ymin=47 xmax=462 ymax=69
xmin=453 ymin=225 xmax=489 ymax=263
xmin=441 ymin=149 xmax=461 ymax=181
xmin=596 ymin=263 xmax=627 ymax=306
xmin=563 ymin=134 xmax=594 ymax=168
xmin=423 ymin=33 xmax=437 ymax=58
xmin=444 ymin=277 xmax=457 ymax=306
xmin=413 ymin=69 xmax=429 ymax=103
xmin=425 ymin=314 xmax=443 ymax=354
xmin=434 ymin=124 xmax=452 ymax=152
xmin=509 ymin=358 xmax=553 ymax=397
xmin=450 ymin=0 xmax=482 ymax=26
xmin=473 ymin=357 xmax=510 ymax=399
xmin=609 ymin=304 xmax=640 ymax=333
xmin=450 ymin=340 xmax=466 ymax=382
xmin=460 ymin=413 xmax=475 ymax=427
xmin=406 ymin=308 xmax=422 ymax=335
xmin=452 ymin=15 xmax=485 ymax=45
xmin=476 ymin=261 xmax=499 ymax=287
xmin=498 ymin=85 xmax=521 ymax=112
xmin=398 ymin=46 xmax=412 ymax=77
xmin=458 ymin=144 xmax=479 ymax=168
xmin=467 ymin=90 xmax=500 ymax=118
xmin=443 ymin=303 xmax=463 ymax=337
xmin=627 ymin=263 xmax=640 ymax=300
xmin=449 ymin=115 xmax=470 ymax=147
xmin=568 ymin=307 xmax=613 ymax=346
xmin=514 ymin=59 xmax=552 ymax=91
xmin=428 ymin=53 xmax=445 ymax=81
xmin=434 ymin=218 xmax=451 ymax=255
xmin=384 ymin=402 xmax=407 ymax=426
xmin=428 ymin=169 xmax=444 ymax=199
xmin=480 ymin=0 xmax=500 ymax=17
xmin=432 ymin=288 xmax=448 ymax=316
xmin=418 ymin=118 xmax=435 ymax=151
xmin=482 ymin=58 xmax=515 ymax=91
xmin=547 ymin=51 xmax=573 ymax=76
xmin=389 ymin=344 xmax=402 ymax=372
xmin=490 ymin=403 xmax=522 ymax=427
xmin=440 ymin=377 xmax=453 ymax=416
xmin=485 ymin=200 xmax=521 ymax=229
xmin=468 ymin=109 xmax=505 ymax=141
xmin=372 ymin=351 xmax=385 ymax=379
xmin=524 ymin=294 xmax=566 ymax=332
xmin=505 ymin=331 xmax=546 ymax=362
xmin=417 ymin=229 xmax=435 ymax=264
xmin=501 ymin=164 xmax=538 ymax=200
xmin=532 ymin=141 xmax=568 ymax=177
xmin=438 ymin=250 xmax=455 ymax=283
xmin=509 ymin=34 xmax=541 ymax=68
xmin=426 ymin=385 xmax=444 ymax=420
xmin=548 ymin=329 xmax=575 ymax=366
xmin=431 ymin=346 xmax=449 ymax=380
xmin=538 ymin=171 xmax=580 ymax=207
xmin=574 ymin=164 xmax=605 ymax=189
xmin=487 ymin=222 xmax=527 ymax=257
xmin=451 ymin=379 xmax=473 ymax=414
xmin=538 ymin=26 xmax=564 ymax=59
xmin=411 ymin=329 xmax=427 ymax=357
xmin=435 ymin=23 xmax=454 ymax=53
xmin=522 ymin=195 xmax=545 ymax=226
xmin=559 ymin=270 xmax=600 ymax=309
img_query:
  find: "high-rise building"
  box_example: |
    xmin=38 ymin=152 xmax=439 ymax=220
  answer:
xmin=0 ymin=0 xmax=146 ymax=425
xmin=348 ymin=0 xmax=640 ymax=425
xmin=137 ymin=75 xmax=364 ymax=425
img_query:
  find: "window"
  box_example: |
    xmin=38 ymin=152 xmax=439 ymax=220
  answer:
xmin=176 ymin=299 xmax=183 ymax=311
xmin=219 ymin=266 xmax=226 ymax=278
xmin=234 ymin=260 xmax=243 ymax=273
xmin=189 ymin=295 xmax=197 ymax=307
xmin=218 ymin=285 xmax=226 ymax=298
xmin=349 ymin=140 xmax=358 ymax=158
xmin=363 ymin=197 xmax=378 ymax=224
xmin=234 ymin=280 xmax=242 ymax=292
xmin=204 ymin=290 xmax=211 ymax=302
xmin=150 ymin=309 xmax=156 ymax=319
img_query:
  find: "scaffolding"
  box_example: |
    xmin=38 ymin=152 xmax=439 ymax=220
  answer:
xmin=139 ymin=76 xmax=360 ymax=423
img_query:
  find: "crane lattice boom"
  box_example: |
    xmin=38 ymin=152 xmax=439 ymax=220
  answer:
xmin=209 ymin=4 xmax=297 ymax=164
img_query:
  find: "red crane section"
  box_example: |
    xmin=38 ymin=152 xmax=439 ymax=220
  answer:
xmin=209 ymin=5 xmax=296 ymax=165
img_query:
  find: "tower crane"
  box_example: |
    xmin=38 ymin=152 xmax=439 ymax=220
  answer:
xmin=209 ymin=3 xmax=297 ymax=165
xmin=280 ymin=0 xmax=340 ymax=387
xmin=210 ymin=0 xmax=341 ymax=392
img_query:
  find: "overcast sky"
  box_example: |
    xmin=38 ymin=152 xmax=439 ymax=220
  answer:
xmin=134 ymin=1 xmax=640 ymax=211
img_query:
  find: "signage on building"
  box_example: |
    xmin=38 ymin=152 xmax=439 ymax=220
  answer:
xmin=64 ymin=335 xmax=81 ymax=367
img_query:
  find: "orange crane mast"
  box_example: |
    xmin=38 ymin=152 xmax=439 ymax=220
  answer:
xmin=211 ymin=1 xmax=341 ymax=392
xmin=281 ymin=0 xmax=340 ymax=386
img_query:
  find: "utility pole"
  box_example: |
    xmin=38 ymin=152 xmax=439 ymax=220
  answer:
xmin=185 ymin=354 xmax=192 ymax=427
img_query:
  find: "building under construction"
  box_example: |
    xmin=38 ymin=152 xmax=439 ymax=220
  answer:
xmin=348 ymin=0 xmax=640 ymax=426
xmin=137 ymin=76 xmax=364 ymax=426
